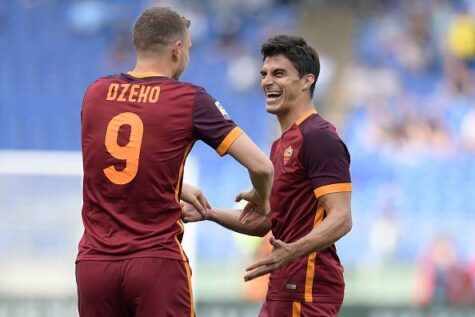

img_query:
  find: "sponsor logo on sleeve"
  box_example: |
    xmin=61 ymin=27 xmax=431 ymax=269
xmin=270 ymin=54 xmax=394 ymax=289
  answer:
xmin=215 ymin=101 xmax=231 ymax=120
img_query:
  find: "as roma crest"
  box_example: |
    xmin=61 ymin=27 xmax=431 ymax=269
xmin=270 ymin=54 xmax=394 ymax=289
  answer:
xmin=283 ymin=145 xmax=293 ymax=165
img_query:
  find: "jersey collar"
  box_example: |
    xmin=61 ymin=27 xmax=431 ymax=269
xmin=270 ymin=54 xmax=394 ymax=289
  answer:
xmin=295 ymin=108 xmax=318 ymax=126
xmin=127 ymin=71 xmax=165 ymax=78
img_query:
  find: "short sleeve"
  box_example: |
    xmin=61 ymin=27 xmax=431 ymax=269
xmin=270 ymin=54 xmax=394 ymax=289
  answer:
xmin=192 ymin=89 xmax=243 ymax=156
xmin=301 ymin=128 xmax=352 ymax=198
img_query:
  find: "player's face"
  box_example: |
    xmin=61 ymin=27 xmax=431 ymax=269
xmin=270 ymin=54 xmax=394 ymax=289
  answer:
xmin=260 ymin=55 xmax=304 ymax=115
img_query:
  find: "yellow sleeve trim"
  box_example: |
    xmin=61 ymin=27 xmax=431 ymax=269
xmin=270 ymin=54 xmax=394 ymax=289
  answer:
xmin=216 ymin=127 xmax=244 ymax=156
xmin=314 ymin=183 xmax=352 ymax=198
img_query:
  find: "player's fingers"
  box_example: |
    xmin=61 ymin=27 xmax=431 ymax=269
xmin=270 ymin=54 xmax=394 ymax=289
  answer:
xmin=198 ymin=194 xmax=211 ymax=210
xmin=244 ymin=265 xmax=275 ymax=281
xmin=181 ymin=209 xmax=191 ymax=219
xmin=182 ymin=213 xmax=202 ymax=223
xmin=239 ymin=209 xmax=255 ymax=224
xmin=183 ymin=217 xmax=196 ymax=223
xmin=269 ymin=236 xmax=283 ymax=248
xmin=235 ymin=191 xmax=246 ymax=202
xmin=182 ymin=203 xmax=194 ymax=213
xmin=202 ymin=195 xmax=211 ymax=209
xmin=236 ymin=190 xmax=253 ymax=203
xmin=241 ymin=202 xmax=266 ymax=224
xmin=182 ymin=210 xmax=192 ymax=222
xmin=238 ymin=203 xmax=253 ymax=222
xmin=241 ymin=211 xmax=260 ymax=225
xmin=246 ymin=257 xmax=275 ymax=271
xmin=240 ymin=214 xmax=250 ymax=224
xmin=189 ymin=196 xmax=205 ymax=214
xmin=194 ymin=197 xmax=210 ymax=219
xmin=238 ymin=210 xmax=249 ymax=223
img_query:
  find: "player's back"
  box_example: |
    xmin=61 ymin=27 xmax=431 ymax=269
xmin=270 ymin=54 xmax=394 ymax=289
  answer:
xmin=78 ymin=72 xmax=240 ymax=262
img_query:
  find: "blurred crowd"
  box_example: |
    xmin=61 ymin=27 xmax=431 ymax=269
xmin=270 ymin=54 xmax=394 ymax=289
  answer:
xmin=66 ymin=0 xmax=299 ymax=95
xmin=341 ymin=0 xmax=475 ymax=306
xmin=342 ymin=0 xmax=475 ymax=158
xmin=18 ymin=0 xmax=475 ymax=154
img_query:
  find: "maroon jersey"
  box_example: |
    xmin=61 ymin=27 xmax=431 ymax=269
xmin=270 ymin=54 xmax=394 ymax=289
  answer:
xmin=78 ymin=71 xmax=243 ymax=262
xmin=267 ymin=109 xmax=352 ymax=303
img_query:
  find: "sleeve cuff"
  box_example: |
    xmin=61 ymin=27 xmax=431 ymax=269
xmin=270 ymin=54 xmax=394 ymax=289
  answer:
xmin=314 ymin=183 xmax=352 ymax=198
xmin=216 ymin=127 xmax=244 ymax=156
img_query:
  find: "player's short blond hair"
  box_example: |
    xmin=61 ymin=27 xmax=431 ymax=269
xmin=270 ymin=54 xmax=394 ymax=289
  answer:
xmin=133 ymin=7 xmax=190 ymax=53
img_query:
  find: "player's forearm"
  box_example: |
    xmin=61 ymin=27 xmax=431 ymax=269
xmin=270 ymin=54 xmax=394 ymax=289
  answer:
xmin=226 ymin=134 xmax=274 ymax=201
xmin=248 ymin=164 xmax=274 ymax=202
xmin=208 ymin=208 xmax=271 ymax=237
xmin=289 ymin=210 xmax=352 ymax=259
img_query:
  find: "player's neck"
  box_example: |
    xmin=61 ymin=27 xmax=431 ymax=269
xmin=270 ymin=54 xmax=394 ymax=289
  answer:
xmin=278 ymin=101 xmax=315 ymax=133
xmin=132 ymin=58 xmax=174 ymax=78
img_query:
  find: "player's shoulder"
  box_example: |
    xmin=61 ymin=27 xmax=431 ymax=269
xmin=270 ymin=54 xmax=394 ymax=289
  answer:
xmin=93 ymin=73 xmax=124 ymax=84
xmin=179 ymin=81 xmax=211 ymax=97
xmin=298 ymin=113 xmax=351 ymax=161
xmin=85 ymin=74 xmax=123 ymax=92
xmin=299 ymin=113 xmax=341 ymax=142
xmin=161 ymin=80 xmax=214 ymax=101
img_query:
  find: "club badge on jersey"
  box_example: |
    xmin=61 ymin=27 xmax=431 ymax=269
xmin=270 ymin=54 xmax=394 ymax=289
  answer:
xmin=214 ymin=101 xmax=231 ymax=120
xmin=283 ymin=145 xmax=293 ymax=165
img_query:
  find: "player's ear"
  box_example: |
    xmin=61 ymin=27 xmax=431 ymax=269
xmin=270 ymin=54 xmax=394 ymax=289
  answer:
xmin=171 ymin=40 xmax=183 ymax=61
xmin=301 ymin=74 xmax=315 ymax=92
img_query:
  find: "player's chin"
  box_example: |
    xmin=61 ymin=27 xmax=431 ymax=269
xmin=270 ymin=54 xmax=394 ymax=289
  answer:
xmin=265 ymin=103 xmax=281 ymax=114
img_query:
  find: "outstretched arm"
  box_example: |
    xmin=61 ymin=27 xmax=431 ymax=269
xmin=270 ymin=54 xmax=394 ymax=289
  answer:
xmin=182 ymin=203 xmax=271 ymax=237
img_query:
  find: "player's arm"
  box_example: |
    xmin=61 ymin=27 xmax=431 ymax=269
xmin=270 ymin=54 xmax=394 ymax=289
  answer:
xmin=226 ymin=134 xmax=274 ymax=222
xmin=287 ymin=191 xmax=351 ymax=257
xmin=192 ymin=89 xmax=273 ymax=222
xmin=182 ymin=203 xmax=271 ymax=237
xmin=244 ymin=192 xmax=351 ymax=281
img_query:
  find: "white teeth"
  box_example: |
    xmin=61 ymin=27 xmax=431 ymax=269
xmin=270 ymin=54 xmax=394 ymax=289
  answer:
xmin=266 ymin=91 xmax=282 ymax=98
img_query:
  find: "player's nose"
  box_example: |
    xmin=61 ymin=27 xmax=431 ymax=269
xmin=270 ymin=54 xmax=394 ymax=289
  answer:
xmin=261 ymin=74 xmax=273 ymax=87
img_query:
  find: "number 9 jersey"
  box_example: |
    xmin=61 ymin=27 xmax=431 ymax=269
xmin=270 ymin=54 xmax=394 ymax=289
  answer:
xmin=77 ymin=72 xmax=243 ymax=262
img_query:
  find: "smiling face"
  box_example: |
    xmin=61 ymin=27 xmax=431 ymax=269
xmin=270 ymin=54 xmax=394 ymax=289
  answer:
xmin=260 ymin=55 xmax=308 ymax=115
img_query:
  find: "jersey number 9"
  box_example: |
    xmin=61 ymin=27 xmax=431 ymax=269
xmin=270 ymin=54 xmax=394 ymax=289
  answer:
xmin=103 ymin=112 xmax=144 ymax=185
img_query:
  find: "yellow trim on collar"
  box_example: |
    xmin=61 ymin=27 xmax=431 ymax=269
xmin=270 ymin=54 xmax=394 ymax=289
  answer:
xmin=127 ymin=71 xmax=165 ymax=78
xmin=295 ymin=108 xmax=317 ymax=126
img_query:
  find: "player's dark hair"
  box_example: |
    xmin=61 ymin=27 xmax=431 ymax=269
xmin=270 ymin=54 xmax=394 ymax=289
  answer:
xmin=261 ymin=35 xmax=320 ymax=97
xmin=134 ymin=7 xmax=190 ymax=53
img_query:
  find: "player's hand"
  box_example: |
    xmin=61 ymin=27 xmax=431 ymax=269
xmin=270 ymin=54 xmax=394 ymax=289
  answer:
xmin=235 ymin=188 xmax=270 ymax=225
xmin=181 ymin=183 xmax=210 ymax=218
xmin=244 ymin=237 xmax=295 ymax=281
xmin=181 ymin=202 xmax=209 ymax=223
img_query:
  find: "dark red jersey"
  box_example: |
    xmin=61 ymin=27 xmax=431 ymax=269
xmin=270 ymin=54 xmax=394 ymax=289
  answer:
xmin=78 ymin=71 xmax=243 ymax=262
xmin=267 ymin=109 xmax=352 ymax=303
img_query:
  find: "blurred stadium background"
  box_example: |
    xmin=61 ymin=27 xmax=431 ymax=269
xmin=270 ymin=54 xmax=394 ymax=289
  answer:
xmin=1 ymin=0 xmax=475 ymax=316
